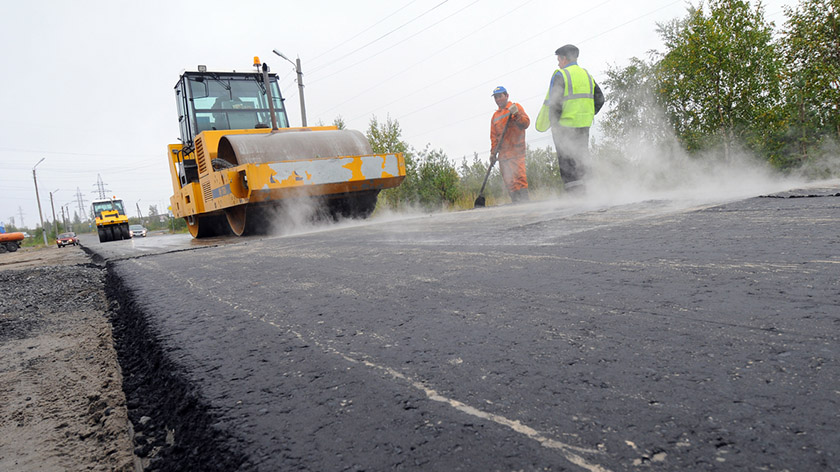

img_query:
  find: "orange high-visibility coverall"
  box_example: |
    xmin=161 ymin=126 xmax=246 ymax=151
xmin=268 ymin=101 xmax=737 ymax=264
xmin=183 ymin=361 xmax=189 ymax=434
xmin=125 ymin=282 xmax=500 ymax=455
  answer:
xmin=491 ymin=101 xmax=530 ymax=193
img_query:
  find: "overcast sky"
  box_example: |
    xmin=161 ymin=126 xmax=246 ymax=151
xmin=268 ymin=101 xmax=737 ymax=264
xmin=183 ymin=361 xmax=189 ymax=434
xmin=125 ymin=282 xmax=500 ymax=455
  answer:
xmin=1 ymin=0 xmax=793 ymax=229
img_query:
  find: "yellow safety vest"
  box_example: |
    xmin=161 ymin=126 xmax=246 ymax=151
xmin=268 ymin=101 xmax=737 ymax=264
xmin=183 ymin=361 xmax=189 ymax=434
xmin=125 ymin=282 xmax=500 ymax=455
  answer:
xmin=536 ymin=64 xmax=596 ymax=131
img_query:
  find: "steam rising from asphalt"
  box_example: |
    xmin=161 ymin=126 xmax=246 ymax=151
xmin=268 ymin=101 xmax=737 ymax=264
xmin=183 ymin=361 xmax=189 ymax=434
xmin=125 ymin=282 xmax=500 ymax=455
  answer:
xmin=259 ymin=192 xmax=427 ymax=239
xmin=258 ymin=102 xmax=838 ymax=239
xmin=579 ymin=100 xmax=820 ymax=207
xmin=585 ymin=139 xmax=799 ymax=207
xmin=260 ymin=194 xmax=333 ymax=237
xmin=576 ymin=86 xmax=840 ymax=207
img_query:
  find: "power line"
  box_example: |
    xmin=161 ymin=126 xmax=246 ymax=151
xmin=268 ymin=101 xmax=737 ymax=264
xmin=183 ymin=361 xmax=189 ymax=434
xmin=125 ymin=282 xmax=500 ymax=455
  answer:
xmin=6 ymin=162 xmax=163 ymax=175
xmin=308 ymin=0 xmax=421 ymax=66
xmin=404 ymin=89 xmax=545 ymax=155
xmin=277 ymin=69 xmax=296 ymax=90
xmin=314 ymin=0 xmax=537 ymax=118
xmin=94 ymin=174 xmax=110 ymax=200
xmin=345 ymin=0 xmax=614 ymax=123
xmin=283 ymin=88 xmax=299 ymax=103
xmin=578 ymin=0 xmax=683 ymax=47
xmin=400 ymin=0 xmax=684 ymax=158
xmin=75 ymin=187 xmax=89 ymax=222
xmin=0 ymin=146 xmax=154 ymax=159
xmin=309 ymin=0 xmax=481 ymax=86
xmin=308 ymin=0 xmax=450 ymax=75
xmin=0 ymin=186 xmax=36 ymax=191
xmin=375 ymin=0 xmax=682 ymax=154
xmin=314 ymin=0 xmax=544 ymax=121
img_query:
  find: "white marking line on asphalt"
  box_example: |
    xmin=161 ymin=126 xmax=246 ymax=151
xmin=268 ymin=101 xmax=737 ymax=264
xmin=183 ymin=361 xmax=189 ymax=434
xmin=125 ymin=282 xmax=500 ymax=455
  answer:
xmin=289 ymin=330 xmax=612 ymax=472
xmin=145 ymin=267 xmax=614 ymax=472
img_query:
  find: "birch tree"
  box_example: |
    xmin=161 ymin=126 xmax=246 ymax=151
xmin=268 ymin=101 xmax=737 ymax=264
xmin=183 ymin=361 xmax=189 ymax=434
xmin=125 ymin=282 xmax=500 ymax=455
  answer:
xmin=655 ymin=0 xmax=782 ymax=159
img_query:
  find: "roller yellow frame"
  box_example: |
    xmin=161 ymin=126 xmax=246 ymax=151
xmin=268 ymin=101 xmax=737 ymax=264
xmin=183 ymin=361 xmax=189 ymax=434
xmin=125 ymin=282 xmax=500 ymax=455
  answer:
xmin=168 ymin=128 xmax=405 ymax=219
xmin=167 ymin=65 xmax=405 ymax=237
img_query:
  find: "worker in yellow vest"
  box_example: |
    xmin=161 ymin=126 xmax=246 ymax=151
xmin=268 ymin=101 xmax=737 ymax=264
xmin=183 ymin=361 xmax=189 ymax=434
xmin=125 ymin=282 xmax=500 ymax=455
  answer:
xmin=536 ymin=44 xmax=604 ymax=193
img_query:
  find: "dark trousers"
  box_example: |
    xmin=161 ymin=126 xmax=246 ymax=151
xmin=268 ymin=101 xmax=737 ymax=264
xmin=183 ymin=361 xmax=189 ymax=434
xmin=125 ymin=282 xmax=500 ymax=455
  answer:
xmin=551 ymin=126 xmax=590 ymax=184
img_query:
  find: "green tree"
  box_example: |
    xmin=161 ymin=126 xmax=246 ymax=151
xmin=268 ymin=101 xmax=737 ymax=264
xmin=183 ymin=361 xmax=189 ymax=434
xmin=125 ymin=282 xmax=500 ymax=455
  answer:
xmin=455 ymin=145 xmax=561 ymax=205
xmin=458 ymin=152 xmax=502 ymax=204
xmin=655 ymin=0 xmax=783 ymax=159
xmin=332 ymin=116 xmax=346 ymax=130
xmin=365 ymin=115 xmax=417 ymax=208
xmin=366 ymin=115 xmax=408 ymax=155
xmin=601 ymin=56 xmax=673 ymax=151
xmin=779 ymin=0 xmax=840 ymax=167
xmin=414 ymin=146 xmax=461 ymax=209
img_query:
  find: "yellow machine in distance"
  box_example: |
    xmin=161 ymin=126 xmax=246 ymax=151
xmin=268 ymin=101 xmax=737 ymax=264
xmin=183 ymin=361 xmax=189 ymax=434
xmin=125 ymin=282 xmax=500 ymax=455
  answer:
xmin=92 ymin=197 xmax=131 ymax=242
xmin=168 ymin=58 xmax=406 ymax=237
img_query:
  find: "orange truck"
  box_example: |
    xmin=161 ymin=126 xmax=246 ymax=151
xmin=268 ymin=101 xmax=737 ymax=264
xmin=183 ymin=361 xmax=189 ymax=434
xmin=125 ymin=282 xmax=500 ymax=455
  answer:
xmin=0 ymin=232 xmax=24 ymax=253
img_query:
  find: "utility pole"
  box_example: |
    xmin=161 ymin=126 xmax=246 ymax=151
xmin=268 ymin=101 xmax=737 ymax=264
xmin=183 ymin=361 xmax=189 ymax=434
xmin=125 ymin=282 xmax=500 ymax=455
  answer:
xmin=50 ymin=189 xmax=60 ymax=234
xmin=75 ymin=187 xmax=87 ymax=223
xmin=33 ymin=158 xmax=48 ymax=246
xmin=273 ymin=49 xmax=307 ymax=126
xmin=63 ymin=203 xmax=74 ymax=231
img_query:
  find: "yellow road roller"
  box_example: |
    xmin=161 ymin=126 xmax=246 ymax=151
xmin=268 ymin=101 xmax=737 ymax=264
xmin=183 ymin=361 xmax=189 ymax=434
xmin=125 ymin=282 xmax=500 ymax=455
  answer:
xmin=167 ymin=58 xmax=406 ymax=237
xmin=92 ymin=197 xmax=131 ymax=242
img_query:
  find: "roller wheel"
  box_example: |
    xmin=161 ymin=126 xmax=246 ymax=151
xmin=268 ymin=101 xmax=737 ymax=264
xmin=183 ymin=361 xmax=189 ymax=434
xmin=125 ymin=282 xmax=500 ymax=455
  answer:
xmin=121 ymin=224 xmax=131 ymax=240
xmin=352 ymin=190 xmax=380 ymax=218
xmin=329 ymin=190 xmax=380 ymax=219
xmin=98 ymin=227 xmax=106 ymax=242
xmin=225 ymin=206 xmax=248 ymax=237
xmin=187 ymin=217 xmax=204 ymax=238
xmin=186 ymin=215 xmax=230 ymax=238
xmin=225 ymin=205 xmax=271 ymax=236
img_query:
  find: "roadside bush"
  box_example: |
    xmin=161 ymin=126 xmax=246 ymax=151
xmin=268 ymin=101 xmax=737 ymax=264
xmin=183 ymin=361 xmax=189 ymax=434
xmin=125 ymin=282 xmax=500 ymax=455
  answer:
xmin=456 ymin=153 xmax=504 ymax=206
xmin=415 ymin=146 xmax=461 ymax=210
xmin=524 ymin=145 xmax=563 ymax=192
xmin=379 ymin=151 xmax=419 ymax=209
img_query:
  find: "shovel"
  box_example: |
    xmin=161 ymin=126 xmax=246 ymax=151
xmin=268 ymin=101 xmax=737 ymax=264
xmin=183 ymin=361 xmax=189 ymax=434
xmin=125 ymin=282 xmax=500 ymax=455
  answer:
xmin=474 ymin=113 xmax=513 ymax=208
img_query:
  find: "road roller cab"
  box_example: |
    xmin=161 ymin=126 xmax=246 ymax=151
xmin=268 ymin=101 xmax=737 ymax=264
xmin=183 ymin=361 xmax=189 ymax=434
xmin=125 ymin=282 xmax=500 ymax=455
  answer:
xmin=168 ymin=60 xmax=406 ymax=238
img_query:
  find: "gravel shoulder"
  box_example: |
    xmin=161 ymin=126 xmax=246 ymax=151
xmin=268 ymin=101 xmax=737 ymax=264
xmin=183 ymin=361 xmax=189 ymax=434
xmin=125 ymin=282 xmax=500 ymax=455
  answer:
xmin=0 ymin=245 xmax=136 ymax=471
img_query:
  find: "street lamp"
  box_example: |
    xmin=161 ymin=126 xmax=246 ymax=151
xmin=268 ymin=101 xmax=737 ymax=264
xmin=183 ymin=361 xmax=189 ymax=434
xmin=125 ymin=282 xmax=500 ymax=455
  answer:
xmin=32 ymin=158 xmax=48 ymax=246
xmin=273 ymin=49 xmax=307 ymax=127
xmin=136 ymin=199 xmax=144 ymax=223
xmin=50 ymin=189 xmax=59 ymax=234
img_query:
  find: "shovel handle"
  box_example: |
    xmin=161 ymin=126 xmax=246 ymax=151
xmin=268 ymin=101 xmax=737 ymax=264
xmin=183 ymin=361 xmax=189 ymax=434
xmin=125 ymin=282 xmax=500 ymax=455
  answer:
xmin=477 ymin=154 xmax=496 ymax=196
xmin=477 ymin=116 xmax=513 ymax=197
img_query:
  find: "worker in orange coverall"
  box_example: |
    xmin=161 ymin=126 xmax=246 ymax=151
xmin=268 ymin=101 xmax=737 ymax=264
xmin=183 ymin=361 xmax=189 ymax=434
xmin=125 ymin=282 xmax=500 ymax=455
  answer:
xmin=490 ymin=86 xmax=530 ymax=203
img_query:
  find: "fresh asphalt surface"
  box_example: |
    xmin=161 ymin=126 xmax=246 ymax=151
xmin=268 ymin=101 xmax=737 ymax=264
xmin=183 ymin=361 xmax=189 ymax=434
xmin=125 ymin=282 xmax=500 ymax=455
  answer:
xmin=82 ymin=186 xmax=839 ymax=471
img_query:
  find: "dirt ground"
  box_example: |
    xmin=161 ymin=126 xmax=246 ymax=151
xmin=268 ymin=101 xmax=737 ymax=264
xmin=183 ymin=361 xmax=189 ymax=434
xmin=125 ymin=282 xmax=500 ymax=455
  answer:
xmin=0 ymin=245 xmax=137 ymax=471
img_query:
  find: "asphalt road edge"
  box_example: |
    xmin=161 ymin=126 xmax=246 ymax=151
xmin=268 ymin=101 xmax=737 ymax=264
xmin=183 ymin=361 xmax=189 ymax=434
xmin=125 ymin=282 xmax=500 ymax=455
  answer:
xmin=103 ymin=261 xmax=248 ymax=471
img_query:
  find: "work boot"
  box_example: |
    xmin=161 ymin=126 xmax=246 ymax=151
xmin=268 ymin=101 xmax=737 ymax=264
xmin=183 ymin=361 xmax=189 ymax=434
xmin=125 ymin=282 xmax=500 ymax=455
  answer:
xmin=511 ymin=188 xmax=530 ymax=203
xmin=563 ymin=180 xmax=585 ymax=195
